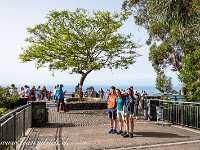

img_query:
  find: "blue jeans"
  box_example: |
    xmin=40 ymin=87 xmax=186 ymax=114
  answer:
xmin=40 ymin=94 xmax=44 ymax=100
xmin=135 ymin=104 xmax=139 ymax=116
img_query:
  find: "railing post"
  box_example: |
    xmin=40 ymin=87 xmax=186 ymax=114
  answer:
xmin=13 ymin=112 xmax=16 ymax=150
xmin=181 ymin=103 xmax=184 ymax=126
xmin=197 ymin=106 xmax=199 ymax=129
xmin=30 ymin=103 xmax=32 ymax=127
xmin=0 ymin=120 xmax=2 ymax=150
xmin=23 ymin=108 xmax=26 ymax=136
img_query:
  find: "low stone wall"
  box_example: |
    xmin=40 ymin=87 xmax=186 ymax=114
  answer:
xmin=66 ymin=102 xmax=107 ymax=110
xmin=30 ymin=101 xmax=47 ymax=127
xmin=65 ymin=97 xmax=105 ymax=102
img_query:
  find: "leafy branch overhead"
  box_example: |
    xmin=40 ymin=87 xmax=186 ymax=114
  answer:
xmin=20 ymin=8 xmax=139 ymax=74
xmin=123 ymin=0 xmax=200 ymax=97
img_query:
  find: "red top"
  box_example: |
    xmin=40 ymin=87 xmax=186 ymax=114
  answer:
xmin=107 ymin=93 xmax=117 ymax=109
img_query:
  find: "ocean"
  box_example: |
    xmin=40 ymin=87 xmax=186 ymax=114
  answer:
xmin=1 ymin=84 xmax=181 ymax=94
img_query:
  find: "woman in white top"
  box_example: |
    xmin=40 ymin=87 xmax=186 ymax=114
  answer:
xmin=19 ymin=87 xmax=25 ymax=98
xmin=24 ymin=85 xmax=30 ymax=97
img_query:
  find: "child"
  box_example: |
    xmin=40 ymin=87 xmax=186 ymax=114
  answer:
xmin=122 ymin=88 xmax=135 ymax=138
xmin=48 ymin=91 xmax=52 ymax=101
xmin=107 ymin=86 xmax=117 ymax=134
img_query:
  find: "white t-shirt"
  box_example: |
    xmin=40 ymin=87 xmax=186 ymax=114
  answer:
xmin=54 ymin=88 xmax=57 ymax=95
xmin=19 ymin=90 xmax=25 ymax=97
xmin=25 ymin=88 xmax=30 ymax=97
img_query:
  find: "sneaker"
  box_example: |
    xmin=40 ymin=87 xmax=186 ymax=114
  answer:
xmin=123 ymin=133 xmax=129 ymax=138
xmin=108 ymin=129 xmax=113 ymax=134
xmin=111 ymin=129 xmax=117 ymax=134
xmin=117 ymin=130 xmax=123 ymax=135
xmin=121 ymin=131 xmax=126 ymax=136
xmin=129 ymin=132 xmax=133 ymax=138
xmin=136 ymin=116 xmax=138 ymax=120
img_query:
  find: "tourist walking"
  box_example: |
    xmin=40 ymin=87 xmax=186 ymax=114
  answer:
xmin=107 ymin=86 xmax=117 ymax=134
xmin=48 ymin=91 xmax=52 ymax=101
xmin=140 ymin=90 xmax=145 ymax=109
xmin=53 ymin=85 xmax=57 ymax=100
xmin=134 ymin=90 xmax=139 ymax=120
xmin=116 ymin=89 xmax=126 ymax=135
xmin=122 ymin=88 xmax=135 ymax=138
xmin=30 ymin=86 xmax=36 ymax=101
xmin=41 ymin=86 xmax=48 ymax=100
xmin=57 ymin=84 xmax=67 ymax=112
xmin=54 ymin=84 xmax=59 ymax=104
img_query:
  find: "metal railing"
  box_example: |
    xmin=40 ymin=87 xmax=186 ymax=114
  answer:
xmin=0 ymin=103 xmax=32 ymax=150
xmin=159 ymin=100 xmax=200 ymax=129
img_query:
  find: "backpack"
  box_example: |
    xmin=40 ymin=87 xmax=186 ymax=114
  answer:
xmin=30 ymin=89 xmax=35 ymax=96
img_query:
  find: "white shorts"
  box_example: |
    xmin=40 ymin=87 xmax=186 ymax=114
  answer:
xmin=125 ymin=113 xmax=133 ymax=116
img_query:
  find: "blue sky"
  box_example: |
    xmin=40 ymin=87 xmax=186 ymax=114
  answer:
xmin=0 ymin=0 xmax=181 ymax=89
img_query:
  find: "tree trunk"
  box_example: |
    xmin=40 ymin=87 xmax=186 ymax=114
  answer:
xmin=79 ymin=70 xmax=92 ymax=101
xmin=181 ymin=83 xmax=186 ymax=96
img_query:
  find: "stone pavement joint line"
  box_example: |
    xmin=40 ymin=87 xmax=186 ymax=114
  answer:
xmin=109 ymin=139 xmax=200 ymax=150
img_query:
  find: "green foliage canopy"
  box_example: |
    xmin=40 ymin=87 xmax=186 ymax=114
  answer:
xmin=122 ymin=0 xmax=200 ymax=99
xmin=19 ymin=8 xmax=139 ymax=100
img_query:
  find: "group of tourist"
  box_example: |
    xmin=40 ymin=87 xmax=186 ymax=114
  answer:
xmin=18 ymin=85 xmax=52 ymax=101
xmin=107 ymin=86 xmax=146 ymax=138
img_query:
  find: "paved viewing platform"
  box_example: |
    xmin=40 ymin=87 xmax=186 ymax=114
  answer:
xmin=19 ymin=101 xmax=200 ymax=150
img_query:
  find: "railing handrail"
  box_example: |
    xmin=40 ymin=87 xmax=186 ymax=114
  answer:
xmin=0 ymin=103 xmax=31 ymax=121
xmin=148 ymin=99 xmax=200 ymax=105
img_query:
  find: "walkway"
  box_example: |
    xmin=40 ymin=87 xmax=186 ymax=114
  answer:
xmin=19 ymin=101 xmax=200 ymax=150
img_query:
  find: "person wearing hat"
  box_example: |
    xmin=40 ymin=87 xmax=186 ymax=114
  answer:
xmin=24 ymin=85 xmax=30 ymax=98
xmin=10 ymin=84 xmax=17 ymax=95
xmin=57 ymin=84 xmax=67 ymax=112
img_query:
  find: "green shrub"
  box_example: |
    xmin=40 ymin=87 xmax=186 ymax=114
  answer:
xmin=0 ymin=86 xmax=19 ymax=109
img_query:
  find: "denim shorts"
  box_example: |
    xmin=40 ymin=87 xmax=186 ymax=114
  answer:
xmin=108 ymin=108 xmax=117 ymax=120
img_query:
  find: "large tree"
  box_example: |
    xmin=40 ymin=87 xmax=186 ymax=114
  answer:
xmin=122 ymin=0 xmax=200 ymax=99
xmin=19 ymin=8 xmax=138 ymax=100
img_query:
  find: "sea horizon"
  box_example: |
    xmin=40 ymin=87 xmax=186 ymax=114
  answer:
xmin=1 ymin=83 xmax=182 ymax=93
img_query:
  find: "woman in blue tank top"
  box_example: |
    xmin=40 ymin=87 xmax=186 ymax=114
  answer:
xmin=116 ymin=89 xmax=126 ymax=135
xmin=122 ymin=88 xmax=135 ymax=138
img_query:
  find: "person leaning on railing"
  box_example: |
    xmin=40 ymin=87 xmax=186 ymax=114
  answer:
xmin=30 ymin=86 xmax=36 ymax=101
